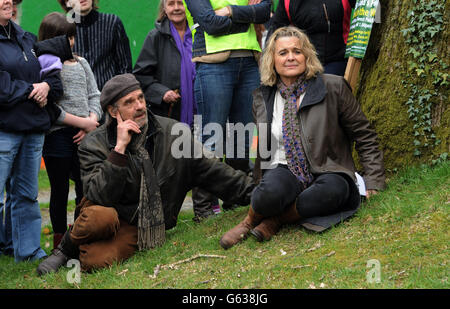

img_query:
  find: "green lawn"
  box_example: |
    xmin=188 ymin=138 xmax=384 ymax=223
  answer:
xmin=37 ymin=169 xmax=75 ymax=211
xmin=0 ymin=161 xmax=448 ymax=289
xmin=38 ymin=169 xmax=50 ymax=191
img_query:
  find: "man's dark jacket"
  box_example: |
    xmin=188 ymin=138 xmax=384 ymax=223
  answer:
xmin=78 ymin=113 xmax=255 ymax=229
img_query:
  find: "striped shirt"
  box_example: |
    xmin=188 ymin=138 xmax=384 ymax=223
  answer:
xmin=73 ymin=10 xmax=132 ymax=90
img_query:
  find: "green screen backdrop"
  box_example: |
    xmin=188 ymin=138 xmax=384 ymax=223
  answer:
xmin=19 ymin=0 xmax=160 ymax=66
xmin=19 ymin=1 xmax=280 ymax=65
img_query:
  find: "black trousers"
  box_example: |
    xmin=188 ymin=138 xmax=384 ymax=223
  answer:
xmin=251 ymin=165 xmax=350 ymax=218
xmin=43 ymin=155 xmax=83 ymax=234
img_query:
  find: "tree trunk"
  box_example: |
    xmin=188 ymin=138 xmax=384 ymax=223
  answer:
xmin=356 ymin=0 xmax=449 ymax=171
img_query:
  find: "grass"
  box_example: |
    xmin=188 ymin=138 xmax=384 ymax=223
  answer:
xmin=38 ymin=170 xmax=50 ymax=191
xmin=37 ymin=169 xmax=75 ymax=211
xmin=0 ymin=161 xmax=448 ymax=289
xmin=38 ymin=169 xmax=75 ymax=193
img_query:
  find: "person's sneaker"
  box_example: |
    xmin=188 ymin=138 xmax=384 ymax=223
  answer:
xmin=36 ymin=248 xmax=69 ymax=276
xmin=212 ymin=204 xmax=221 ymax=214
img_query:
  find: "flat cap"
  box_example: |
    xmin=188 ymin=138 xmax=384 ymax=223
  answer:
xmin=100 ymin=73 xmax=141 ymax=111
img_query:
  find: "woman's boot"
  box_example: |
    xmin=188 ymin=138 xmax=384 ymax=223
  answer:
xmin=219 ymin=206 xmax=264 ymax=249
xmin=250 ymin=203 xmax=301 ymax=242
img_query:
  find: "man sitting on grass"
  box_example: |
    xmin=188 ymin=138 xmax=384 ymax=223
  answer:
xmin=37 ymin=74 xmax=255 ymax=274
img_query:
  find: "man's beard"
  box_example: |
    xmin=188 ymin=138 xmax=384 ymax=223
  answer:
xmin=134 ymin=110 xmax=147 ymax=128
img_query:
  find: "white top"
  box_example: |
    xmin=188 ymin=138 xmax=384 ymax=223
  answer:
xmin=269 ymin=91 xmax=306 ymax=168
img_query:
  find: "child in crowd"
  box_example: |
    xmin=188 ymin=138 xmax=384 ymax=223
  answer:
xmin=35 ymin=12 xmax=102 ymax=249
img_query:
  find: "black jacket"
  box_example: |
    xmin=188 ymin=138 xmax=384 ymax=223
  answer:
xmin=78 ymin=113 xmax=255 ymax=229
xmin=34 ymin=35 xmax=73 ymax=62
xmin=269 ymin=0 xmax=356 ymax=64
xmin=133 ymin=17 xmax=182 ymax=119
xmin=0 ymin=22 xmax=63 ymax=133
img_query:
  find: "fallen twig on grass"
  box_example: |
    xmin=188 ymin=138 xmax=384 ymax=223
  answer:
xmin=150 ymin=254 xmax=226 ymax=279
xmin=163 ymin=254 xmax=227 ymax=269
xmin=117 ymin=269 xmax=129 ymax=276
xmin=388 ymin=270 xmax=407 ymax=280
xmin=322 ymin=251 xmax=336 ymax=258
xmin=149 ymin=278 xmax=166 ymax=288
xmin=149 ymin=264 xmax=161 ymax=279
xmin=290 ymin=241 xmax=323 ymax=258
xmin=291 ymin=265 xmax=312 ymax=269
xmin=307 ymin=242 xmax=322 ymax=252
xmin=199 ymin=278 xmax=217 ymax=285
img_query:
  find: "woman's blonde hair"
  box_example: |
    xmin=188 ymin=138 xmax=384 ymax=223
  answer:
xmin=260 ymin=26 xmax=324 ymax=86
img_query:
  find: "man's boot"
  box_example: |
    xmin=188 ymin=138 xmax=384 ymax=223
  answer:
xmin=250 ymin=203 xmax=301 ymax=242
xmin=37 ymin=229 xmax=79 ymax=276
xmin=219 ymin=207 xmax=264 ymax=249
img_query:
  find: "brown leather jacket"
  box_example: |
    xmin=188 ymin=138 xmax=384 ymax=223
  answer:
xmin=78 ymin=113 xmax=255 ymax=229
xmin=252 ymin=73 xmax=386 ymax=191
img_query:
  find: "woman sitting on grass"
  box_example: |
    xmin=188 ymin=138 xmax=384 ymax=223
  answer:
xmin=220 ymin=26 xmax=386 ymax=249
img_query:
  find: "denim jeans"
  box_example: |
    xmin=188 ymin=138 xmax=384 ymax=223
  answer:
xmin=194 ymin=56 xmax=260 ymax=158
xmin=324 ymin=59 xmax=348 ymax=76
xmin=0 ymin=131 xmax=47 ymax=262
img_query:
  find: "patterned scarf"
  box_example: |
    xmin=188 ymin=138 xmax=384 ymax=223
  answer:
xmin=128 ymin=123 xmax=165 ymax=250
xmin=278 ymin=75 xmax=314 ymax=190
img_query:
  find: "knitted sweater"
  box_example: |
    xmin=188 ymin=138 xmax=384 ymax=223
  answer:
xmin=73 ymin=10 xmax=132 ymax=90
xmin=52 ymin=57 xmax=102 ymax=133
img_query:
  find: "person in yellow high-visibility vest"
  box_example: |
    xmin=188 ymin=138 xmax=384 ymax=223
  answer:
xmin=185 ymin=0 xmax=271 ymax=210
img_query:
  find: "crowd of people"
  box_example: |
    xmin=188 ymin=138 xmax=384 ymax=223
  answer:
xmin=0 ymin=0 xmax=385 ymax=276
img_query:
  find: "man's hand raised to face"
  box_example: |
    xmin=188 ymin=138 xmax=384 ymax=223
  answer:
xmin=114 ymin=111 xmax=141 ymax=154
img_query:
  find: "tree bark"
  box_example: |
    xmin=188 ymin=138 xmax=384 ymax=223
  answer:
xmin=355 ymin=0 xmax=449 ymax=171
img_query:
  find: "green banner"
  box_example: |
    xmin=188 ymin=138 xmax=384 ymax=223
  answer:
xmin=345 ymin=0 xmax=379 ymax=59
